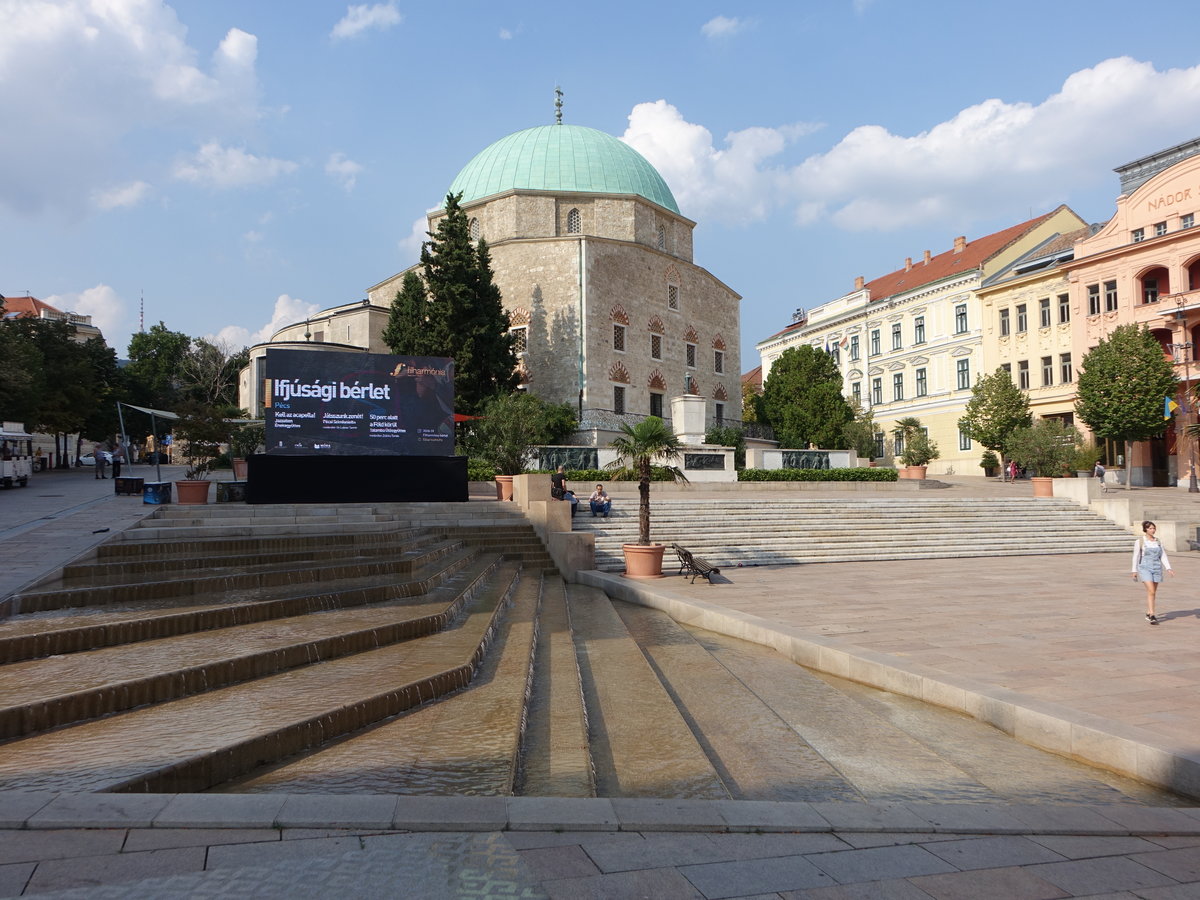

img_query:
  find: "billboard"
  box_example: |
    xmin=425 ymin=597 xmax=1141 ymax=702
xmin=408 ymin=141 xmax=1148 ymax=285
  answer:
xmin=264 ymin=349 xmax=454 ymax=456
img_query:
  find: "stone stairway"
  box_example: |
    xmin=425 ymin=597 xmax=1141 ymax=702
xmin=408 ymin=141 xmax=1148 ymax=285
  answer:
xmin=0 ymin=503 xmax=1182 ymax=806
xmin=570 ymin=497 xmax=1136 ymax=571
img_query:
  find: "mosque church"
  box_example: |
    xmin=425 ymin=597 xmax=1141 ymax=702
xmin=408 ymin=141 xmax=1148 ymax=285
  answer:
xmin=239 ymin=103 xmax=742 ymax=443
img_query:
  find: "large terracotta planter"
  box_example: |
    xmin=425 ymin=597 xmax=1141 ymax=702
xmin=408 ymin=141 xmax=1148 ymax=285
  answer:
xmin=231 ymin=458 xmax=249 ymax=480
xmin=622 ymin=542 xmax=666 ymax=578
xmin=175 ymin=479 xmax=212 ymax=505
xmin=899 ymin=465 xmax=927 ymax=480
xmin=494 ymin=474 xmax=514 ymax=501
xmin=1030 ymin=476 xmax=1055 ymax=497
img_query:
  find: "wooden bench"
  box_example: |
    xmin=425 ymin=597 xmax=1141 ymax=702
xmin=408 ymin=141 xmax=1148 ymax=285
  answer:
xmin=671 ymin=543 xmax=720 ymax=584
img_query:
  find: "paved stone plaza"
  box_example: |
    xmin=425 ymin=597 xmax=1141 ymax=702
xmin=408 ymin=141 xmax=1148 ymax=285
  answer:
xmin=1 ymin=467 xmax=1199 ymax=897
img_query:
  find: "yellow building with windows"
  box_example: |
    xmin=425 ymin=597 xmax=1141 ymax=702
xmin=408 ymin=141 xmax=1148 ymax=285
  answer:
xmin=756 ymin=206 xmax=1086 ymax=474
xmin=978 ymin=226 xmax=1092 ymax=424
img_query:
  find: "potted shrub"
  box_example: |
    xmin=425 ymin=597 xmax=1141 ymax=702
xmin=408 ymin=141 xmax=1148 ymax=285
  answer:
xmin=1071 ymin=443 xmax=1103 ymax=479
xmin=468 ymin=393 xmax=576 ymax=500
xmin=893 ymin=417 xmax=939 ymax=479
xmin=607 ymin=416 xmax=686 ymax=577
xmin=228 ymin=421 xmax=264 ymax=482
xmin=172 ymin=402 xmax=228 ymax=504
xmin=1006 ymin=419 xmax=1082 ymax=497
xmin=979 ymin=449 xmax=1000 ymax=478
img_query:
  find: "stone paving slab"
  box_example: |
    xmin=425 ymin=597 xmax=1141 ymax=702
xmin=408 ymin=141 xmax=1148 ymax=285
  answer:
xmin=0 ymin=798 xmax=1197 ymax=897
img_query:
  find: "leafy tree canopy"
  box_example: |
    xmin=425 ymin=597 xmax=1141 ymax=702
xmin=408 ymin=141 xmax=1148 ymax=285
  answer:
xmin=462 ymin=392 xmax=577 ymax=475
xmin=125 ymin=322 xmax=191 ymax=409
xmin=758 ymin=345 xmax=852 ymax=449
xmin=958 ymin=367 xmax=1032 ymax=457
xmin=1076 ymin=324 xmax=1177 ymax=443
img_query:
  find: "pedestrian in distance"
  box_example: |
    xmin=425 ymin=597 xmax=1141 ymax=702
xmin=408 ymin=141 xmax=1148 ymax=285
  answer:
xmin=1094 ymin=459 xmax=1107 ymax=493
xmin=93 ymin=441 xmax=107 ymax=479
xmin=111 ymin=439 xmax=126 ymax=479
xmin=550 ymin=465 xmax=577 ymax=517
xmin=1132 ymin=520 xmax=1173 ymax=625
xmin=589 ymin=483 xmax=611 ymax=517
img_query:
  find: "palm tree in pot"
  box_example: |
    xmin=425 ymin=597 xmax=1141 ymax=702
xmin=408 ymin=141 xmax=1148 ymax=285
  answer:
xmin=607 ymin=416 xmax=686 ymax=577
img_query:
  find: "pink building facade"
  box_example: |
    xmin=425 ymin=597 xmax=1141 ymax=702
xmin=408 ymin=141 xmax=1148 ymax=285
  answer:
xmin=1069 ymin=139 xmax=1200 ymax=486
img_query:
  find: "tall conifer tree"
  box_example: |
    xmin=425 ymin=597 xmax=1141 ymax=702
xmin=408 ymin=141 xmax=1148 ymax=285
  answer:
xmin=384 ymin=193 xmax=517 ymax=414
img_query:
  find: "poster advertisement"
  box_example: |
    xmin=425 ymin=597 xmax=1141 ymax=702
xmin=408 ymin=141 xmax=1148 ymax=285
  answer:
xmin=263 ymin=349 xmax=454 ymax=456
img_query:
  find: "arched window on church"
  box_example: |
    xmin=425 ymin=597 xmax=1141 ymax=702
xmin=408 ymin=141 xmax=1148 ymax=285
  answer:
xmin=469 ymin=218 xmax=481 ymax=242
xmin=656 ymin=224 xmax=666 ymax=250
xmin=567 ymin=208 xmax=581 ymax=234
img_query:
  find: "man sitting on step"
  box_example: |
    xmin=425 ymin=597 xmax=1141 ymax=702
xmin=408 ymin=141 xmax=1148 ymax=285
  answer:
xmin=589 ymin=484 xmax=611 ymax=518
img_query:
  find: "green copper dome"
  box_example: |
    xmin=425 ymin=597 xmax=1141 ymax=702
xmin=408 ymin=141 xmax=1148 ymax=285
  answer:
xmin=448 ymin=124 xmax=680 ymax=214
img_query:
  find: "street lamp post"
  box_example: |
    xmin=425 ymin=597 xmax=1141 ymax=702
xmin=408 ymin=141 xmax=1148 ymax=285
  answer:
xmin=1170 ymin=294 xmax=1199 ymax=493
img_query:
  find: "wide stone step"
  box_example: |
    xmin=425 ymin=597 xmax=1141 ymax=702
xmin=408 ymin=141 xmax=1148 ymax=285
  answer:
xmin=0 ymin=554 xmax=504 ymax=740
xmin=95 ymin=528 xmax=425 ymax=562
xmin=0 ymin=547 xmax=480 ymax=664
xmin=0 ymin=562 xmax=522 ymax=794
xmin=219 ymin=573 xmax=542 ymax=795
xmin=64 ymin=532 xmax=440 ymax=584
xmin=565 ymin=583 xmax=727 ymax=799
xmin=11 ymin=540 xmax=464 ymax=614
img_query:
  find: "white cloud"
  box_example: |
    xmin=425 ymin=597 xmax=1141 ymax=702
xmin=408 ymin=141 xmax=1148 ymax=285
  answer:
xmin=212 ymin=293 xmax=322 ymax=350
xmin=790 ymin=57 xmax=1200 ymax=231
xmin=499 ymin=28 xmax=513 ymax=40
xmin=397 ymin=215 xmax=429 ymax=259
xmin=700 ymin=15 xmax=746 ymax=39
xmin=622 ymin=100 xmax=821 ymax=224
xmin=92 ymin=180 xmax=150 ymax=210
xmin=325 ymin=152 xmax=364 ymax=192
xmin=44 ymin=284 xmax=126 ymax=340
xmin=173 ymin=142 xmax=299 ymax=189
xmin=0 ymin=1 xmax=264 ymax=214
xmin=625 ymin=58 xmax=1200 ymax=232
xmin=330 ymin=3 xmax=402 ymax=40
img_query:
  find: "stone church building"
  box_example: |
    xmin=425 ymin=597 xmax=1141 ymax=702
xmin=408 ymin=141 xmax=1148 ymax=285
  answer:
xmin=366 ymin=120 xmax=741 ymax=441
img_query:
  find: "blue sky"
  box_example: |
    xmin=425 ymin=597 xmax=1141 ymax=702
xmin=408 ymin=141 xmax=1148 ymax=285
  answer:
xmin=5 ymin=0 xmax=1200 ymax=373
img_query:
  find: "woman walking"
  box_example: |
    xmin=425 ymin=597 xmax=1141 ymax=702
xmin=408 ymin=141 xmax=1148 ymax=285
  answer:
xmin=1131 ymin=520 xmax=1173 ymax=624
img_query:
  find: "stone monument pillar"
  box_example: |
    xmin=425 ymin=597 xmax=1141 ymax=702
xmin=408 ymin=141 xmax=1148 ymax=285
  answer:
xmin=670 ymin=394 xmax=707 ymax=446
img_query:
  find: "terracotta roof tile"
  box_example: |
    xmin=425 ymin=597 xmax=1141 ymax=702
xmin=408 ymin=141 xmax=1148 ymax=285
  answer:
xmin=862 ymin=210 xmax=1057 ymax=301
xmin=741 ymin=365 xmax=762 ymax=388
xmin=0 ymin=295 xmax=61 ymax=318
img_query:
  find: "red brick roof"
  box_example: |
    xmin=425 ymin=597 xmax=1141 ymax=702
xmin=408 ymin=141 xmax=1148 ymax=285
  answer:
xmin=0 ymin=295 xmax=61 ymax=318
xmin=862 ymin=209 xmax=1057 ymax=301
xmin=741 ymin=366 xmax=762 ymax=389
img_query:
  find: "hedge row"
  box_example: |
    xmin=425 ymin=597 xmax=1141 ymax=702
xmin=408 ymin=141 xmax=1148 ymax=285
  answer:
xmin=737 ymin=467 xmax=898 ymax=482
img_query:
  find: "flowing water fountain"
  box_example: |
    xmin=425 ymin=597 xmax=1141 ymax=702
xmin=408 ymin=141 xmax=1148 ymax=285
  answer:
xmin=0 ymin=502 xmax=1185 ymax=807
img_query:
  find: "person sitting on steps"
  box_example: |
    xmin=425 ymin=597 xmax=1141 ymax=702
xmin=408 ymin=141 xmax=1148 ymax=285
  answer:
xmin=589 ymin=483 xmax=611 ymax=517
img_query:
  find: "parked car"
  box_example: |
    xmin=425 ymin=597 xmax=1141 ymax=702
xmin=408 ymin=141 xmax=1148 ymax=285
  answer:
xmin=80 ymin=451 xmax=113 ymax=467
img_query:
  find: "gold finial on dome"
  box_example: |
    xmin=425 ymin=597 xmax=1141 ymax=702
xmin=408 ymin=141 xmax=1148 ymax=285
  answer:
xmin=554 ymin=86 xmax=563 ymax=124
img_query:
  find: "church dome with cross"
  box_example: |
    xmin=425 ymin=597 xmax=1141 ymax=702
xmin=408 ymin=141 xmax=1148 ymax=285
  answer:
xmin=448 ymin=123 xmax=680 ymax=214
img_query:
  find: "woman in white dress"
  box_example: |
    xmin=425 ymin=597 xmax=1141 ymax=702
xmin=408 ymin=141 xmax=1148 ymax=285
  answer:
xmin=1131 ymin=520 xmax=1173 ymax=625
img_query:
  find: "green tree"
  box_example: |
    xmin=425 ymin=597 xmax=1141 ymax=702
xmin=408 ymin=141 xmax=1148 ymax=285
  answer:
xmin=382 ymin=271 xmax=438 ymax=356
xmin=388 ymin=194 xmax=519 ymax=414
xmin=893 ymin=416 xmax=940 ymax=467
xmin=740 ymin=379 xmax=760 ymax=424
xmin=705 ymin=424 xmax=746 ymax=469
xmin=464 ymin=392 xmax=577 ymax=475
xmin=125 ymin=322 xmax=191 ymax=409
xmin=0 ymin=301 xmax=41 ymax=424
xmin=179 ymin=338 xmax=244 ymax=408
xmin=607 ymin=416 xmax=685 ymax=546
xmin=7 ymin=318 xmax=92 ymax=465
xmin=958 ymin=367 xmax=1032 ymax=476
xmin=841 ymin=399 xmax=877 ymax=460
xmin=1006 ymin=418 xmax=1082 ymax=478
xmin=758 ymin=346 xmax=852 ymax=449
xmin=1076 ymin=324 xmax=1177 ymax=490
